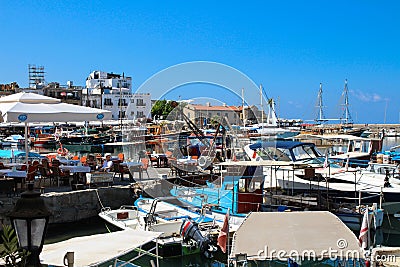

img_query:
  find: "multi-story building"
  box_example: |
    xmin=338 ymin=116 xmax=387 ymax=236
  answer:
xmin=42 ymin=82 xmax=83 ymax=105
xmin=83 ymin=71 xmax=151 ymax=121
xmin=182 ymin=103 xmax=265 ymax=127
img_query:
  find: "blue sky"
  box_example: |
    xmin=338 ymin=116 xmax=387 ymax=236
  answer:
xmin=1 ymin=1 xmax=399 ymax=123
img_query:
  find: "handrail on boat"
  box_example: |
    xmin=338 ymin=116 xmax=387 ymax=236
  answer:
xmin=144 ymin=194 xmax=206 ymax=230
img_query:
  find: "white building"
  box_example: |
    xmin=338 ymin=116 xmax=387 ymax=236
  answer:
xmin=83 ymin=71 xmax=151 ymax=121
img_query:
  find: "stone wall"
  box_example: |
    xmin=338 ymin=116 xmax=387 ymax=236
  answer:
xmin=0 ymin=185 xmax=133 ymax=226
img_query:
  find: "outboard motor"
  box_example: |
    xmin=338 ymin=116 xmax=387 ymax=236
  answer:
xmin=180 ymin=219 xmax=217 ymax=258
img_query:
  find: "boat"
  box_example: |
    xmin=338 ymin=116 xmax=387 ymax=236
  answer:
xmin=99 ymin=196 xmax=220 ymax=258
xmin=2 ymin=134 xmax=28 ymax=146
xmin=170 ymin=161 xmax=265 ymax=227
xmin=243 ymin=140 xmax=397 ymax=216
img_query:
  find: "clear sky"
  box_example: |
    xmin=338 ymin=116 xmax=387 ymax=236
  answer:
xmin=1 ymin=1 xmax=399 ymax=124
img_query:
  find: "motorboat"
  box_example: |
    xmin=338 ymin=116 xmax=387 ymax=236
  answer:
xmin=243 ymin=140 xmax=400 ymax=215
xmin=99 ymin=197 xmax=220 ymax=258
xmin=2 ymin=134 xmax=28 ymax=146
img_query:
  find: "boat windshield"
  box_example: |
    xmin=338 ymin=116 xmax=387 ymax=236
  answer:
xmin=291 ymin=145 xmax=319 ymax=161
xmin=258 ymin=147 xmax=291 ymax=161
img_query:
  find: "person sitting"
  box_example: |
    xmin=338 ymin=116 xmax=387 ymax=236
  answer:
xmin=99 ymin=153 xmax=113 ymax=172
xmin=86 ymin=154 xmax=97 ymax=171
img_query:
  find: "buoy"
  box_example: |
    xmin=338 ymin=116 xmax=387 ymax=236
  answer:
xmin=57 ymin=146 xmax=69 ymax=156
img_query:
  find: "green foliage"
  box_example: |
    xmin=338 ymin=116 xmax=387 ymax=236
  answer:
xmin=0 ymin=224 xmax=30 ymax=267
xmin=151 ymin=99 xmax=181 ymax=119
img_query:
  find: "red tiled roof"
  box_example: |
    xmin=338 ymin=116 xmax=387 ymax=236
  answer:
xmin=189 ymin=104 xmax=241 ymax=112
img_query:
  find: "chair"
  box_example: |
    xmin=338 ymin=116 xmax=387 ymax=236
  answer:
xmin=38 ymin=165 xmax=53 ymax=187
xmin=80 ymin=156 xmax=87 ymax=164
xmin=0 ymin=162 xmax=7 ymax=169
xmin=26 ymin=165 xmax=38 ymax=182
xmin=51 ymin=166 xmax=71 ymax=187
xmin=140 ymin=158 xmax=150 ymax=178
xmin=19 ymin=165 xmax=27 ymax=171
xmin=112 ymin=160 xmax=122 ymax=180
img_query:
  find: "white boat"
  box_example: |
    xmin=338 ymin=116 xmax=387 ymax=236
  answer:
xmin=99 ymin=197 xmax=220 ymax=258
xmin=243 ymin=140 xmax=399 ymax=216
xmin=2 ymin=134 xmax=28 ymax=146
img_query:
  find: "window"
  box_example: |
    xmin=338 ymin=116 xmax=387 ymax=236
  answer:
xmin=136 ymin=98 xmax=145 ymax=106
xmin=104 ymin=98 xmax=112 ymax=106
xmin=119 ymin=111 xmax=126 ymax=118
xmin=137 ymin=111 xmax=144 ymax=118
xmin=118 ymin=99 xmax=128 ymax=106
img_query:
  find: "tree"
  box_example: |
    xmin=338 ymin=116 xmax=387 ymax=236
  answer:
xmin=151 ymin=100 xmax=180 ymax=119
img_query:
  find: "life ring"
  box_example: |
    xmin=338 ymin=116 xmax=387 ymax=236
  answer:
xmin=57 ymin=147 xmax=69 ymax=156
xmin=198 ymin=156 xmax=211 ymax=168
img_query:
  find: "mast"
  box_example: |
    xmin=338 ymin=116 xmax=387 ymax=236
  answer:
xmin=260 ymin=84 xmax=264 ymax=127
xmin=315 ymin=83 xmax=325 ymax=123
xmin=341 ymin=79 xmax=353 ymax=124
xmin=242 ymin=88 xmax=245 ymax=128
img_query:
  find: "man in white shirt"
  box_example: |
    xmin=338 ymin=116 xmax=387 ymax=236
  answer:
xmin=100 ymin=153 xmax=113 ymax=172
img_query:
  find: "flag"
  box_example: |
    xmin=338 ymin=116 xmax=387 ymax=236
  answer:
xmin=323 ymin=154 xmax=328 ymax=168
xmin=217 ymin=210 xmax=229 ymax=253
xmin=359 ymin=208 xmax=369 ymax=249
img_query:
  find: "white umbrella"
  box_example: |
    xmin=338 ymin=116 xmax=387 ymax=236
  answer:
xmin=0 ymin=92 xmax=112 ymax=164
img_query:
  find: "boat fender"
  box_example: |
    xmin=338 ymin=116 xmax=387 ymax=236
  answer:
xmin=180 ymin=219 xmax=217 ymax=258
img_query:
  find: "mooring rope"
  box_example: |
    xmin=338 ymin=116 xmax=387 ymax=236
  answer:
xmin=95 ymin=189 xmax=105 ymax=209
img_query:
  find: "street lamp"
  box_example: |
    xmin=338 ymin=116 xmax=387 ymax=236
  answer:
xmin=8 ymin=183 xmax=51 ymax=266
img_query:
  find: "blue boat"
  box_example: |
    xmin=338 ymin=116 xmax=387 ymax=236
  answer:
xmin=171 ymin=163 xmax=264 ymax=220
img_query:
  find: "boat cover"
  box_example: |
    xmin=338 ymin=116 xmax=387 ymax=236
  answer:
xmin=230 ymin=211 xmax=363 ymax=261
xmin=41 ymin=230 xmax=161 ymax=266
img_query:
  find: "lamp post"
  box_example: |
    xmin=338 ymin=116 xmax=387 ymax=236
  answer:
xmin=8 ymin=183 xmax=51 ymax=266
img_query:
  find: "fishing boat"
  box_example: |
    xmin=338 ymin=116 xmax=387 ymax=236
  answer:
xmin=99 ymin=196 xmax=220 ymax=258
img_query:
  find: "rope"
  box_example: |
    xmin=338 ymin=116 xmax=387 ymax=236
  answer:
xmin=95 ymin=189 xmax=105 ymax=209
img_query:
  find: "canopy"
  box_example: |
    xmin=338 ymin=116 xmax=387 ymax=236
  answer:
xmin=0 ymin=92 xmax=111 ymax=123
xmin=0 ymin=92 xmax=111 ymax=163
xmin=230 ymin=211 xmax=363 ymax=261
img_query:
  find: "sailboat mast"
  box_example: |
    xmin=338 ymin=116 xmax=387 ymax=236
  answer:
xmin=260 ymin=84 xmax=264 ymax=127
xmin=341 ymin=79 xmax=352 ymax=124
xmin=316 ymin=83 xmax=325 ymax=122
xmin=242 ymin=88 xmax=245 ymax=128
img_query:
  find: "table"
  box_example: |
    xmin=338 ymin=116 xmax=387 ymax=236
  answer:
xmin=0 ymin=178 xmax=15 ymax=196
xmin=85 ymin=172 xmax=114 ymax=188
xmin=58 ymin=159 xmax=81 ymax=166
xmin=122 ymin=162 xmax=143 ymax=180
xmin=59 ymin=165 xmax=91 ymax=185
xmin=0 ymin=169 xmax=27 ymax=192
xmin=150 ymin=154 xmax=168 ymax=167
xmin=59 ymin=165 xmax=91 ymax=173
